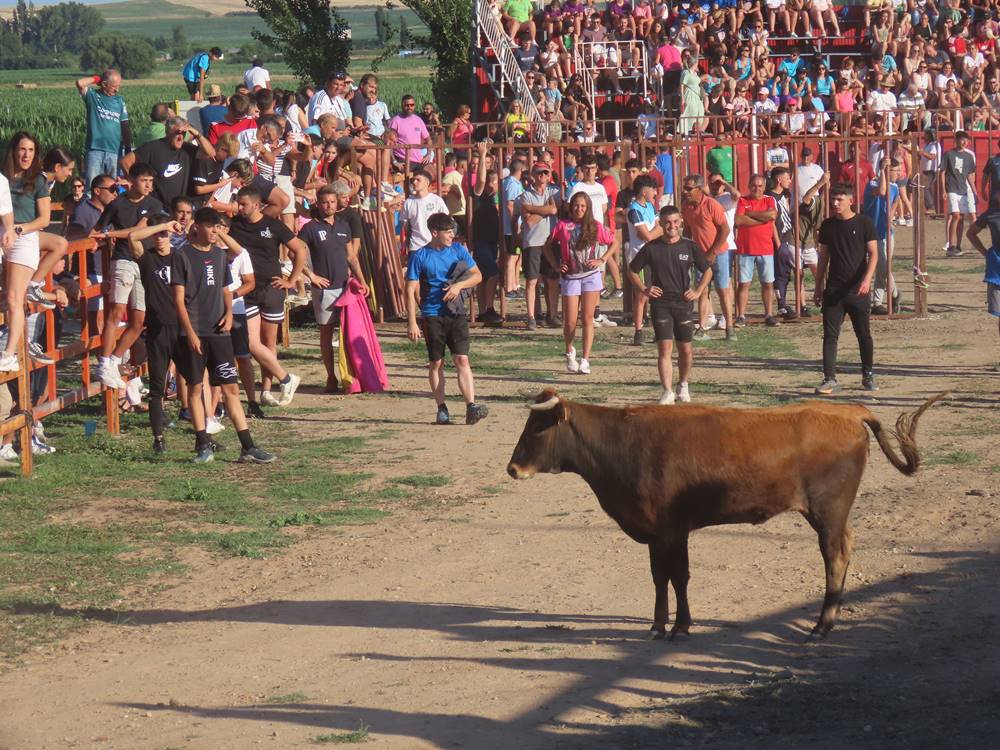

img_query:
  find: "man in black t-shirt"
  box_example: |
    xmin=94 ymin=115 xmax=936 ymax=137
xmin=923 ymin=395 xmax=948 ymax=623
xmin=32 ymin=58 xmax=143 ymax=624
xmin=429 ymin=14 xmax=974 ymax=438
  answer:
xmin=814 ymin=184 xmax=879 ymax=395
xmin=227 ymin=185 xmax=308 ymax=407
xmin=627 ymin=206 xmax=713 ymax=406
xmin=93 ymin=163 xmax=165 ymax=389
xmin=172 ymin=207 xmax=275 ymax=464
xmin=299 ymin=182 xmax=368 ymax=392
xmin=124 ymin=116 xmax=216 ymax=207
xmin=127 ymin=215 xmax=183 ymax=452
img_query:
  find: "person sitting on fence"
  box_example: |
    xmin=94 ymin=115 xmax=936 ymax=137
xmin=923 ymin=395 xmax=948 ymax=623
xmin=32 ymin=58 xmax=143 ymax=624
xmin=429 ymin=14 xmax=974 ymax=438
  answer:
xmin=405 ymin=212 xmax=488 ymax=426
xmin=92 ymin=162 xmax=165 ymax=389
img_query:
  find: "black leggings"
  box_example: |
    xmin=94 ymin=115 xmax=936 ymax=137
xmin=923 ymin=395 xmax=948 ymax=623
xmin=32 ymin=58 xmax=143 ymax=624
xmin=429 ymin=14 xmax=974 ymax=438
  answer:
xmin=822 ymin=293 xmax=873 ymax=380
xmin=146 ymin=324 xmax=181 ymax=437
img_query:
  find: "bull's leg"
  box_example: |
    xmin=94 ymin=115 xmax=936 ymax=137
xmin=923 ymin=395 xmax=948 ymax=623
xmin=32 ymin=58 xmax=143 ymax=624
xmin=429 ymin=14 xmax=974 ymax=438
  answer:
xmin=805 ymin=512 xmax=854 ymax=639
xmin=648 ymin=541 xmax=671 ymax=639
xmin=667 ymin=535 xmax=693 ymax=640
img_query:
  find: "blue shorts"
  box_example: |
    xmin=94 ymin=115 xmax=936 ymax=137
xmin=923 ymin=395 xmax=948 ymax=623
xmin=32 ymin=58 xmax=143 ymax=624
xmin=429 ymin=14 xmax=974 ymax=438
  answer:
xmin=738 ymin=254 xmax=775 ymax=284
xmin=696 ymin=250 xmax=732 ymax=290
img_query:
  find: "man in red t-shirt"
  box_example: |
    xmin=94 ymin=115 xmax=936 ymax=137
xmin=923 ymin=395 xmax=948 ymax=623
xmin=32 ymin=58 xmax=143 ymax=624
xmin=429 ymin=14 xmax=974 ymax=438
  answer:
xmin=734 ymin=174 xmax=779 ymax=326
xmin=207 ymin=93 xmax=257 ymax=145
xmin=836 ymin=143 xmax=876 ymax=193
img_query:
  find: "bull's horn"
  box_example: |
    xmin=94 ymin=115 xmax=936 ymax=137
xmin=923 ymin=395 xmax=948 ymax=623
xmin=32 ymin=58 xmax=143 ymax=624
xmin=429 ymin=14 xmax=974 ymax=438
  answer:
xmin=528 ymin=396 xmax=561 ymax=411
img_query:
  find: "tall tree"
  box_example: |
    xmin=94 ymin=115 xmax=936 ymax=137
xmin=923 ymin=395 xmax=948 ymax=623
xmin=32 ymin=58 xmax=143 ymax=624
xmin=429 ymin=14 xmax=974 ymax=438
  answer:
xmin=393 ymin=0 xmax=472 ymax=117
xmin=80 ymin=32 xmax=156 ymax=78
xmin=244 ymin=0 xmax=351 ymax=86
xmin=374 ymin=5 xmax=388 ymax=47
xmin=399 ymin=17 xmax=410 ymax=49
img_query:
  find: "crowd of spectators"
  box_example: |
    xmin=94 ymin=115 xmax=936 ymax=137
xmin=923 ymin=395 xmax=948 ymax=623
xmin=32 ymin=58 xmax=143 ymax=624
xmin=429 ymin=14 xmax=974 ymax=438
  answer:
xmin=491 ymin=0 xmax=1000 ymax=141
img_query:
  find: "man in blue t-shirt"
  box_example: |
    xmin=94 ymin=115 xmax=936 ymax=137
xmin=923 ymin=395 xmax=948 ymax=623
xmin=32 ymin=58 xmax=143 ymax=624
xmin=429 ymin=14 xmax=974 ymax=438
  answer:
xmin=75 ymin=70 xmax=131 ymax=194
xmin=862 ymin=160 xmax=901 ymax=315
xmin=966 ymin=199 xmax=1000 ymax=364
xmin=778 ymin=50 xmax=805 ymax=79
xmin=406 ymin=213 xmax=488 ymax=426
xmin=182 ymin=47 xmax=224 ymax=102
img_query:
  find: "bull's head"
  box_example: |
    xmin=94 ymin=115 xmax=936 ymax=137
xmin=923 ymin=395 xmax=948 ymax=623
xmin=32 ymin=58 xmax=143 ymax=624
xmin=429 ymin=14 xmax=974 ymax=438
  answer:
xmin=507 ymin=389 xmax=571 ymax=479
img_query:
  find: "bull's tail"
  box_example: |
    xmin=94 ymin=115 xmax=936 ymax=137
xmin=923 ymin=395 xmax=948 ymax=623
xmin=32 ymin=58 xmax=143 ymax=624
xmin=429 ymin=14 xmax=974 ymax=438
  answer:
xmin=862 ymin=392 xmax=949 ymax=475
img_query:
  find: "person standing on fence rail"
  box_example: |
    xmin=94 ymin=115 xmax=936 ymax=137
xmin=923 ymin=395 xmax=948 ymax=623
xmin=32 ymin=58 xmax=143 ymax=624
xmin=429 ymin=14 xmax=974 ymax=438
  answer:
xmin=405 ymin=213 xmax=488 ymax=426
xmin=627 ymin=205 xmax=713 ymax=405
xmin=862 ymin=159 xmax=901 ymax=316
xmin=172 ymin=208 xmax=275 ymax=465
xmin=75 ymin=70 xmax=130 ymax=194
xmin=814 ymin=184 xmax=879 ymax=395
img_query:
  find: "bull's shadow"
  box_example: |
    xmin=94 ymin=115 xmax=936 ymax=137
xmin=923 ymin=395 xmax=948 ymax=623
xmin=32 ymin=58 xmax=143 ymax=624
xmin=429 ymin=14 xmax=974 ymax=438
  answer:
xmin=102 ymin=549 xmax=1000 ymax=749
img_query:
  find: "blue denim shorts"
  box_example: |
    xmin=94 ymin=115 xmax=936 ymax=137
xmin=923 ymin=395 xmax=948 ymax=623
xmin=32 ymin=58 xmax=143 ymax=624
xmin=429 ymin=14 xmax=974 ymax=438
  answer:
xmin=738 ymin=254 xmax=775 ymax=284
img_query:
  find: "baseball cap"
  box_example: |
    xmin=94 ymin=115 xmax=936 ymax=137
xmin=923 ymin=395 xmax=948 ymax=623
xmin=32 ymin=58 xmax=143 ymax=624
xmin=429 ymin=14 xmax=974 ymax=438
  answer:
xmin=787 ymin=97 xmax=799 ymax=106
xmin=758 ymin=86 xmax=770 ymax=95
xmin=532 ymin=163 xmax=551 ymax=173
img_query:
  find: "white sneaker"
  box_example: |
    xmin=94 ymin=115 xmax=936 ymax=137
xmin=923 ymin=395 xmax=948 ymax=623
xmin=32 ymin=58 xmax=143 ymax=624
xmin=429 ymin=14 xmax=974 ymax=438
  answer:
xmin=705 ymin=315 xmax=718 ymax=330
xmin=206 ymin=417 xmax=225 ymax=435
xmin=278 ymin=372 xmax=301 ymax=406
xmin=565 ymin=348 xmax=579 ymax=373
xmin=0 ymin=353 xmax=19 ymax=373
xmin=678 ymin=382 xmax=691 ymax=403
xmin=31 ymin=436 xmax=56 ymax=455
xmin=0 ymin=443 xmax=17 ymax=461
xmin=578 ymin=358 xmax=591 ymax=375
xmin=713 ymin=316 xmax=727 ymax=330
xmin=97 ymin=362 xmax=125 ymax=389
xmin=259 ymin=390 xmax=280 ymax=406
xmin=594 ymin=313 xmax=618 ymax=327
xmin=659 ymin=389 xmax=676 ymax=405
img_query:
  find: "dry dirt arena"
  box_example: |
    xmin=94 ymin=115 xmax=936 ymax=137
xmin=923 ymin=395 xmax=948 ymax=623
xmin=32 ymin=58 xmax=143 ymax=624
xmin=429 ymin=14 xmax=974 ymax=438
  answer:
xmin=1 ymin=222 xmax=999 ymax=749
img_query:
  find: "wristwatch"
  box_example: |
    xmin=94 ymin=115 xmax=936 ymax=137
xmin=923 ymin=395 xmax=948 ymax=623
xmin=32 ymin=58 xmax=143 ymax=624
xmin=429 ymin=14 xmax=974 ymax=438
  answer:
xmin=14 ymin=226 xmax=22 ymax=236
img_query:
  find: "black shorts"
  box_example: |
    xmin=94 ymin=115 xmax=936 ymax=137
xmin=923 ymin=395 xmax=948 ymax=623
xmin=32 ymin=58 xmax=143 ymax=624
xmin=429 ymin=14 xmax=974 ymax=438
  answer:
xmin=185 ymin=80 xmax=200 ymax=97
xmin=651 ymin=303 xmax=696 ymax=343
xmin=245 ymin=282 xmax=286 ymax=324
xmin=145 ymin=323 xmax=183 ymax=397
xmin=421 ymin=315 xmax=470 ymax=361
xmin=523 ymin=245 xmax=546 ymax=280
xmin=176 ymin=334 xmax=239 ymax=386
xmin=230 ymin=313 xmax=250 ymax=359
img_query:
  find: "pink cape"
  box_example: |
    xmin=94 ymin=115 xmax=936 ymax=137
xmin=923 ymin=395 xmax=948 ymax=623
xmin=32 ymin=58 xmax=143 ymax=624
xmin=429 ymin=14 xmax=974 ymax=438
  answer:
xmin=333 ymin=278 xmax=389 ymax=394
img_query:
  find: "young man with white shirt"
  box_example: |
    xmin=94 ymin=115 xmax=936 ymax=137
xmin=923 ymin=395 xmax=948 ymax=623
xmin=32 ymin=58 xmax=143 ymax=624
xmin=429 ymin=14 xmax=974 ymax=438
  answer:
xmin=942 ymin=131 xmax=979 ymax=257
xmin=307 ymin=72 xmax=352 ymax=126
xmin=794 ymin=147 xmax=828 ymax=316
xmin=516 ymin=164 xmax=559 ymax=330
xmin=243 ymin=59 xmax=271 ymax=92
xmin=402 ymin=170 xmax=449 ymax=252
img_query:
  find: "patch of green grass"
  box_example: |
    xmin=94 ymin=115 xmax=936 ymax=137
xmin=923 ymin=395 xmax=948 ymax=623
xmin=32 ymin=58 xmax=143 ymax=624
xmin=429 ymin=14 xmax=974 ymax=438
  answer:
xmin=312 ymin=724 xmax=371 ymax=744
xmin=391 ymin=474 xmax=451 ymax=488
xmin=715 ymin=326 xmax=803 ymax=360
xmin=4 ymin=525 xmax=127 ymax=557
xmin=925 ymin=449 xmax=982 ymax=467
xmin=264 ymin=692 xmax=312 ymax=704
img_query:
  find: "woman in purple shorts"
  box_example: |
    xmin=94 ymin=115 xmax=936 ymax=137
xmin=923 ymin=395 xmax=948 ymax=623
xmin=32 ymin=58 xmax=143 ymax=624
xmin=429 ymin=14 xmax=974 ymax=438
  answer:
xmin=544 ymin=193 xmax=619 ymax=375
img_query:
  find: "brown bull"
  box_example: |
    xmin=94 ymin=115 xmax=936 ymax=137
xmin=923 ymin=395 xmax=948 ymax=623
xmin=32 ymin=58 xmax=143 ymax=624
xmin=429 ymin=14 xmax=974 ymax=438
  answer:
xmin=507 ymin=390 xmax=945 ymax=639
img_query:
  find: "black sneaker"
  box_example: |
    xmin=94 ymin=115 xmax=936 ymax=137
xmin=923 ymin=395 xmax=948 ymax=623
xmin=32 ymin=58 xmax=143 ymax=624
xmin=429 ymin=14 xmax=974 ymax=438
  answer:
xmin=466 ymin=402 xmax=489 ymax=425
xmin=247 ymin=401 xmax=267 ymax=420
xmin=861 ymin=372 xmax=879 ymax=391
xmin=871 ymin=305 xmax=888 ymax=316
xmin=178 ymin=408 xmax=191 ymax=422
xmin=814 ymin=378 xmax=841 ymax=395
xmin=436 ymin=405 xmax=451 ymax=425
xmin=800 ymin=306 xmax=813 ymax=318
xmin=526 ymin=317 xmax=537 ymax=331
xmin=632 ymin=329 xmax=644 ymax=346
xmin=193 ymin=446 xmax=214 ymax=464
xmin=764 ymin=315 xmax=780 ymax=327
xmin=28 ymin=342 xmax=54 ymax=364
xmin=238 ymin=446 xmax=276 ymax=464
xmin=153 ymin=437 xmax=166 ymax=454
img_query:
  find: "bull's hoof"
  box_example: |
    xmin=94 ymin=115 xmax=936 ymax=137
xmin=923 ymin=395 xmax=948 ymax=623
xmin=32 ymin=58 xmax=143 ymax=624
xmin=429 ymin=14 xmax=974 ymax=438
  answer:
xmin=806 ymin=624 xmax=832 ymax=642
xmin=669 ymin=627 xmax=691 ymax=642
xmin=649 ymin=625 xmax=667 ymax=640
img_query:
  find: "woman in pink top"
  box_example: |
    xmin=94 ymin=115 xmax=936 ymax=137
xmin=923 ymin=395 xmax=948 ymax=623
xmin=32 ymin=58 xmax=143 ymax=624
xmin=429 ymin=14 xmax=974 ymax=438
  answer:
xmin=632 ymin=0 xmax=653 ymax=37
xmin=834 ymin=79 xmax=856 ymax=135
xmin=448 ymin=104 xmax=474 ymax=159
xmin=542 ymin=193 xmax=619 ymax=376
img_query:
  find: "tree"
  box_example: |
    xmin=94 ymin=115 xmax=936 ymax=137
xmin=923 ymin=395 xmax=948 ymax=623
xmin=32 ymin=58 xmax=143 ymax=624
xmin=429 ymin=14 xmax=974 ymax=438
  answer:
xmin=393 ymin=0 xmax=472 ymax=117
xmin=245 ymin=0 xmax=351 ymax=86
xmin=374 ymin=5 xmax=388 ymax=47
xmin=0 ymin=1 xmax=104 ymax=64
xmin=399 ymin=17 xmax=410 ymax=49
xmin=80 ymin=32 xmax=156 ymax=79
xmin=170 ymin=24 xmax=188 ymax=60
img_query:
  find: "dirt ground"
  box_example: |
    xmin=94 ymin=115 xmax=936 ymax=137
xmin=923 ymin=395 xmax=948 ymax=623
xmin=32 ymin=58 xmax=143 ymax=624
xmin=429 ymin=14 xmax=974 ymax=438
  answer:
xmin=1 ymin=222 xmax=999 ymax=749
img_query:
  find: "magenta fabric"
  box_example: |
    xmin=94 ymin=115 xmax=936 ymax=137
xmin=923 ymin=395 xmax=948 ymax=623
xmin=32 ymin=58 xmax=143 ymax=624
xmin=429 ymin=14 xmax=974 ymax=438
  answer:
xmin=334 ymin=277 xmax=389 ymax=394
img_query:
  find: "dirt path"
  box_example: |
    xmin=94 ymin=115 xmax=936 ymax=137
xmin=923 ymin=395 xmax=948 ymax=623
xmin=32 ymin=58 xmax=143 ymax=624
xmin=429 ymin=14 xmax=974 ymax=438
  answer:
xmin=1 ymin=226 xmax=998 ymax=749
